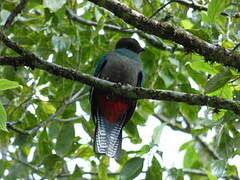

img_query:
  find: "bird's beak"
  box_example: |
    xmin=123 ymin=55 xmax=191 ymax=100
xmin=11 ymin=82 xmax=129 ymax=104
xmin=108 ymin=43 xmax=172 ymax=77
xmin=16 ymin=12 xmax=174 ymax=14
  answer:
xmin=140 ymin=47 xmax=144 ymax=52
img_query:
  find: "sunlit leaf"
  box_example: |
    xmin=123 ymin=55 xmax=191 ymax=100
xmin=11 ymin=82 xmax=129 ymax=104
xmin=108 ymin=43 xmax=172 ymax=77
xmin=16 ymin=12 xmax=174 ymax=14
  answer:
xmin=41 ymin=102 xmax=56 ymax=114
xmin=0 ymin=79 xmax=19 ymax=91
xmin=181 ymin=19 xmax=193 ymax=29
xmin=207 ymin=0 xmax=229 ymax=23
xmin=206 ymin=171 xmax=218 ymax=180
xmin=43 ymin=0 xmax=66 ymax=12
xmin=151 ymin=124 xmax=165 ymax=146
xmin=190 ymin=61 xmax=217 ymax=74
xmin=0 ymin=102 xmax=8 ymax=132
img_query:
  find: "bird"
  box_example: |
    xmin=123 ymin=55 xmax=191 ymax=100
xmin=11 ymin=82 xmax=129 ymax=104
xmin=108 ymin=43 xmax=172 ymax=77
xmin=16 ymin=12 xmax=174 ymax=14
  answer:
xmin=90 ymin=38 xmax=144 ymax=158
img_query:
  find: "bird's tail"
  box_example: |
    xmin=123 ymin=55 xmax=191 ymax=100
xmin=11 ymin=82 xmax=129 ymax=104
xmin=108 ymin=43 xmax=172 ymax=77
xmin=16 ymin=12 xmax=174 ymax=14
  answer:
xmin=94 ymin=110 xmax=125 ymax=158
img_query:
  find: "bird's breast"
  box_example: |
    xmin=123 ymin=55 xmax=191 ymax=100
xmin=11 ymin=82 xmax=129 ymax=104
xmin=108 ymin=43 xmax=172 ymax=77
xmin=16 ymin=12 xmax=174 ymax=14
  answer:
xmin=100 ymin=54 xmax=142 ymax=86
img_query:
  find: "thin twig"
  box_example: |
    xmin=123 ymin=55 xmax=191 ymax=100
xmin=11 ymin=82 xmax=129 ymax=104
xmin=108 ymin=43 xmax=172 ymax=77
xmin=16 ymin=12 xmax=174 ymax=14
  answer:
xmin=6 ymin=123 xmax=29 ymax=135
xmin=149 ymin=0 xmax=174 ymax=19
xmin=195 ymin=136 xmax=220 ymax=160
xmin=26 ymin=88 xmax=86 ymax=134
xmin=232 ymin=43 xmax=240 ymax=52
xmin=66 ymin=8 xmax=178 ymax=52
xmin=153 ymin=113 xmax=220 ymax=160
xmin=55 ymin=116 xmax=82 ymax=122
xmin=149 ymin=0 xmax=240 ymax=19
xmin=87 ymin=0 xmax=240 ymax=70
xmin=3 ymin=0 xmax=28 ymax=30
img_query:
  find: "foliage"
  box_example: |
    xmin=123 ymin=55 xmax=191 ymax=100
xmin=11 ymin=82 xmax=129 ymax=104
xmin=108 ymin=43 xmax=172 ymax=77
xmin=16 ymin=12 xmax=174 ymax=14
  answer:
xmin=0 ymin=0 xmax=240 ymax=179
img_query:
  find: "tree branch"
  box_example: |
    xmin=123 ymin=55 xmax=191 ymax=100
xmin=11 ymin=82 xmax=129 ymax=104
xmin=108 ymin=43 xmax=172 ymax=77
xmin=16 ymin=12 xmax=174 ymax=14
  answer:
xmin=153 ymin=114 xmax=220 ymax=160
xmin=1 ymin=31 xmax=240 ymax=115
xmin=27 ymin=88 xmax=86 ymax=134
xmin=9 ymin=154 xmax=44 ymax=175
xmin=150 ymin=0 xmax=240 ymax=19
xmin=1 ymin=54 xmax=240 ymax=115
xmin=66 ymin=8 xmax=177 ymax=52
xmin=87 ymin=0 xmax=240 ymax=70
xmin=3 ymin=0 xmax=28 ymax=30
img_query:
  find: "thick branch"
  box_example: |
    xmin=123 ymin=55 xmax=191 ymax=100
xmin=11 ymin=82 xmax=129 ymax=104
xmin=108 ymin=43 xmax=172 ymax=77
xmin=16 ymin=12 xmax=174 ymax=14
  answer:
xmin=87 ymin=0 xmax=240 ymax=70
xmin=66 ymin=8 xmax=176 ymax=51
xmin=3 ymin=0 xmax=28 ymax=30
xmin=1 ymin=55 xmax=240 ymax=115
xmin=1 ymin=32 xmax=240 ymax=115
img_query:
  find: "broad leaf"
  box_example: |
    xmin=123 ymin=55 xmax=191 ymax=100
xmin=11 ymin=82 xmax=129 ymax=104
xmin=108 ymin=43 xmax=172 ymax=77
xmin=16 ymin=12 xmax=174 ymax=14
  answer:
xmin=146 ymin=156 xmax=162 ymax=180
xmin=0 ymin=79 xmax=19 ymax=91
xmin=55 ymin=122 xmax=75 ymax=156
xmin=207 ymin=0 xmax=229 ymax=23
xmin=43 ymin=0 xmax=66 ymax=12
xmin=120 ymin=157 xmax=144 ymax=180
xmin=205 ymin=69 xmax=232 ymax=94
xmin=151 ymin=124 xmax=164 ymax=146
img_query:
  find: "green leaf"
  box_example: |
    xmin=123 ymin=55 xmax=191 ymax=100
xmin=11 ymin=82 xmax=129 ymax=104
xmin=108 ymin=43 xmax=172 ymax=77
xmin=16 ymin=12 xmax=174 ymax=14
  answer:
xmin=74 ymin=144 xmax=94 ymax=159
xmin=41 ymin=102 xmax=56 ymax=114
xmin=222 ymin=40 xmax=234 ymax=49
xmin=167 ymin=168 xmax=184 ymax=180
xmin=0 ymin=79 xmax=19 ymax=91
xmin=206 ymin=171 xmax=218 ymax=180
xmin=205 ymin=69 xmax=232 ymax=94
xmin=146 ymin=156 xmax=162 ymax=180
xmin=179 ymin=103 xmax=198 ymax=121
xmin=190 ymin=61 xmax=217 ymax=74
xmin=186 ymin=64 xmax=207 ymax=88
xmin=120 ymin=157 xmax=144 ymax=180
xmin=55 ymin=122 xmax=75 ymax=156
xmin=181 ymin=19 xmax=193 ymax=29
xmin=159 ymin=64 xmax=175 ymax=88
xmin=211 ymin=160 xmax=226 ymax=177
xmin=69 ymin=165 xmax=83 ymax=180
xmin=43 ymin=0 xmax=66 ymax=12
xmin=98 ymin=156 xmax=109 ymax=180
xmin=183 ymin=146 xmax=199 ymax=168
xmin=125 ymin=121 xmax=141 ymax=144
xmin=217 ymin=127 xmax=234 ymax=159
xmin=0 ymin=102 xmax=8 ymax=132
xmin=188 ymin=29 xmax=211 ymax=42
xmin=207 ymin=0 xmax=229 ymax=23
xmin=42 ymin=154 xmax=63 ymax=177
xmin=151 ymin=124 xmax=165 ymax=146
xmin=179 ymin=140 xmax=194 ymax=151
xmin=136 ymin=145 xmax=151 ymax=155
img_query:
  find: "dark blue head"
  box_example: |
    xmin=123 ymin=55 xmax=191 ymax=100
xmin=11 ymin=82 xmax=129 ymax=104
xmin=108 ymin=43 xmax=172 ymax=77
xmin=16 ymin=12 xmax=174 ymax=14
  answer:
xmin=115 ymin=38 xmax=144 ymax=54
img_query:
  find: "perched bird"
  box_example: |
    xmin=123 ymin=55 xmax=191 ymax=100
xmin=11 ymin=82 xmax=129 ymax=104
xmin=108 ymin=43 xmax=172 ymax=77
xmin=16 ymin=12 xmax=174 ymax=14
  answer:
xmin=90 ymin=38 xmax=144 ymax=158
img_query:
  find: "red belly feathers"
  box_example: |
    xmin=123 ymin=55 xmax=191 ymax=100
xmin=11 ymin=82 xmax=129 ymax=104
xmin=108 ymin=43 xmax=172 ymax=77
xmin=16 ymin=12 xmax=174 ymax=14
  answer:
xmin=96 ymin=95 xmax=129 ymax=123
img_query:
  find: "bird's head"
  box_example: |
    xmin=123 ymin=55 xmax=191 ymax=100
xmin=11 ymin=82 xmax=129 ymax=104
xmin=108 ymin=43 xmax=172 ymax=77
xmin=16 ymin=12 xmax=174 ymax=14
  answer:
xmin=115 ymin=38 xmax=144 ymax=54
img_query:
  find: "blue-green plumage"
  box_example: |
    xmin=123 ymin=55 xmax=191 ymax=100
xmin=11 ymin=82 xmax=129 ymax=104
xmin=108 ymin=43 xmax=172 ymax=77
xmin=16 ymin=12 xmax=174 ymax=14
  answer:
xmin=90 ymin=38 xmax=144 ymax=158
